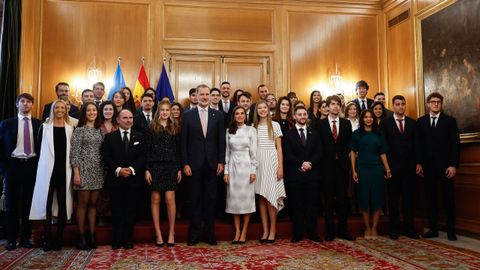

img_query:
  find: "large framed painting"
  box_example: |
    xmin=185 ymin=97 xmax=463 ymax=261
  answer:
xmin=415 ymin=0 xmax=480 ymax=143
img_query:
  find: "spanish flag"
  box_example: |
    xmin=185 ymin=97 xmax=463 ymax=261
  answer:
xmin=132 ymin=64 xmax=150 ymax=107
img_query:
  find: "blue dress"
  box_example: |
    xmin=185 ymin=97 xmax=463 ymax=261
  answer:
xmin=349 ymin=130 xmax=389 ymax=212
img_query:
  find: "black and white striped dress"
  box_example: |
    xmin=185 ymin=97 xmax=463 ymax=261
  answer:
xmin=254 ymin=121 xmax=286 ymax=211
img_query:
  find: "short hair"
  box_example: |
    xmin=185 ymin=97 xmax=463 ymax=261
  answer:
xmin=210 ymin=87 xmax=221 ymax=95
xmin=81 ymin=89 xmax=93 ymax=97
xmin=426 ymin=92 xmax=444 ymax=102
xmin=266 ymin=93 xmax=276 ymax=99
xmin=374 ymin=92 xmax=385 ymax=98
xmin=355 ymin=80 xmax=369 ymax=91
xmin=189 ymin=88 xmax=197 ymax=96
xmin=257 ymin=84 xmax=267 ymax=92
xmin=196 ymin=84 xmax=210 ymax=94
xmin=117 ymin=108 xmax=133 ymax=118
xmin=287 ymin=92 xmax=297 ymax=98
xmin=58 ymin=95 xmax=71 ymax=104
xmin=221 ymin=81 xmax=230 ymax=86
xmin=55 ymin=82 xmax=69 ymax=92
xmin=16 ymin=93 xmax=34 ymax=104
xmin=238 ymin=92 xmax=252 ymax=101
xmin=392 ymin=95 xmax=406 ymax=103
xmin=92 ymin=82 xmax=105 ymax=89
xmin=141 ymin=93 xmax=154 ymax=101
xmin=326 ymin=95 xmax=342 ymax=106
xmin=294 ymin=106 xmax=307 ymax=113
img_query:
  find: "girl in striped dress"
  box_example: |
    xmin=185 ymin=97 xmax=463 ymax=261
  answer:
xmin=254 ymin=100 xmax=286 ymax=243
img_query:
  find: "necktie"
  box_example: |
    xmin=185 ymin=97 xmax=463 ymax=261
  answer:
xmin=431 ymin=116 xmax=437 ymax=128
xmin=332 ymin=120 xmax=338 ymax=143
xmin=299 ymin=128 xmax=306 ymax=146
xmin=397 ymin=119 xmax=404 ymax=134
xmin=361 ymin=100 xmax=366 ymax=111
xmin=200 ymin=109 xmax=207 ymax=137
xmin=23 ymin=117 xmax=31 ymax=156
xmin=123 ymin=131 xmax=129 ymax=152
xmin=146 ymin=114 xmax=151 ymax=124
xmin=223 ymin=101 xmax=229 ymax=113
xmin=95 ymin=100 xmax=101 ymax=107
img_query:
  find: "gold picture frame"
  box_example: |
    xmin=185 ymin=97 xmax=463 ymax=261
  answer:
xmin=414 ymin=0 xmax=480 ymax=143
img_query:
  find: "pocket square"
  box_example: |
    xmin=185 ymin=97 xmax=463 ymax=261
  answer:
xmin=133 ymin=141 xmax=139 ymax=145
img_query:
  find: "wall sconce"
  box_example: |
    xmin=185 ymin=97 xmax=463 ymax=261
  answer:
xmin=87 ymin=56 xmax=104 ymax=85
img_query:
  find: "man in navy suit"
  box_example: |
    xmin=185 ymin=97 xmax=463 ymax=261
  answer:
xmin=284 ymin=106 xmax=322 ymax=243
xmin=102 ymin=109 xmax=145 ymax=249
xmin=417 ymin=92 xmax=460 ymax=241
xmin=218 ymin=81 xmax=234 ymax=117
xmin=42 ymin=82 xmax=79 ymax=121
xmin=0 ymin=93 xmax=42 ymax=250
xmin=181 ymin=84 xmax=225 ymax=246
xmin=348 ymin=80 xmax=374 ymax=113
xmin=133 ymin=93 xmax=155 ymax=134
xmin=381 ymin=95 xmax=420 ymax=239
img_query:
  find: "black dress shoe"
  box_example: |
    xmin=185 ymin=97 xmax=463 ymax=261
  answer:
xmin=112 ymin=243 xmax=122 ymax=250
xmin=19 ymin=239 xmax=33 ymax=248
xmin=6 ymin=242 xmax=16 ymax=251
xmin=325 ymin=235 xmax=335 ymax=242
xmin=206 ymin=239 xmax=218 ymax=246
xmin=389 ymin=233 xmax=399 ymax=240
xmin=405 ymin=232 xmax=420 ymax=239
xmin=447 ymin=233 xmax=457 ymax=241
xmin=187 ymin=238 xmax=199 ymax=246
xmin=338 ymin=233 xmax=356 ymax=241
xmin=308 ymin=235 xmax=322 ymax=243
xmin=291 ymin=236 xmax=302 ymax=243
xmin=422 ymin=230 xmax=439 ymax=238
xmin=124 ymin=242 xmax=134 ymax=249
xmin=42 ymin=242 xmax=52 ymax=252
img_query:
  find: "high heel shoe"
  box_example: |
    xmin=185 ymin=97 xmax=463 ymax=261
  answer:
xmin=155 ymin=241 xmax=165 ymax=247
xmin=167 ymin=242 xmax=175 ymax=247
xmin=76 ymin=234 xmax=89 ymax=250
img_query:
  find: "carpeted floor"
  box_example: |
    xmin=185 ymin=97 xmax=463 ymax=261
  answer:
xmin=1 ymin=237 xmax=479 ymax=269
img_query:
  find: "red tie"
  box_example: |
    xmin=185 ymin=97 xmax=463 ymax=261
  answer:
xmin=397 ymin=119 xmax=404 ymax=134
xmin=332 ymin=120 xmax=338 ymax=143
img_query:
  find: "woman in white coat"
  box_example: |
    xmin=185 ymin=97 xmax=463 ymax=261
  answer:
xmin=30 ymin=99 xmax=74 ymax=251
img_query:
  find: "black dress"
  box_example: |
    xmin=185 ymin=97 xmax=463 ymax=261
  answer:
xmin=145 ymin=129 xmax=181 ymax=191
xmin=51 ymin=126 xmax=66 ymax=187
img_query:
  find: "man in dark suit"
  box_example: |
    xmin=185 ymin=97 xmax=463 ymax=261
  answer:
xmin=417 ymin=92 xmax=460 ymax=241
xmin=0 ymin=93 xmax=42 ymax=250
xmin=284 ymin=106 xmax=322 ymax=243
xmin=183 ymin=88 xmax=198 ymax=113
xmin=374 ymin=92 xmax=394 ymax=118
xmin=249 ymin=84 xmax=270 ymax=115
xmin=42 ymin=82 xmax=79 ymax=121
xmin=218 ymin=81 xmax=234 ymax=117
xmin=349 ymin=80 xmax=374 ymax=113
xmin=102 ymin=109 xmax=145 ymax=249
xmin=181 ymin=84 xmax=225 ymax=246
xmin=238 ymin=92 xmax=254 ymax=125
xmin=316 ymin=95 xmax=355 ymax=241
xmin=132 ymin=93 xmax=155 ymax=134
xmin=381 ymin=95 xmax=420 ymax=240
xmin=93 ymin=82 xmax=106 ymax=107
xmin=71 ymin=89 xmax=95 ymax=119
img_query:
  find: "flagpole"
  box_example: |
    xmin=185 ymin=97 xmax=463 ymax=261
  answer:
xmin=142 ymin=56 xmax=145 ymax=65
xmin=117 ymin=57 xmax=121 ymax=64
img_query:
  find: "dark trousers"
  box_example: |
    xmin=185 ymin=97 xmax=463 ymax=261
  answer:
xmin=424 ymin=166 xmax=456 ymax=233
xmin=323 ymin=161 xmax=349 ymax=236
xmin=287 ymin=179 xmax=320 ymax=238
xmin=387 ymin=169 xmax=415 ymax=234
xmin=189 ymin=161 xmax=217 ymax=240
xmin=4 ymin=157 xmax=37 ymax=243
xmin=110 ymin=182 xmax=139 ymax=244
xmin=45 ymin=174 xmax=67 ymax=243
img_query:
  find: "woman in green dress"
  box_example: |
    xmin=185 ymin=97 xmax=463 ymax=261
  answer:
xmin=349 ymin=109 xmax=391 ymax=240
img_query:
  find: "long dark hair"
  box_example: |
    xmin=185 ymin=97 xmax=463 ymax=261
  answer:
xmin=99 ymin=101 xmax=117 ymax=125
xmin=228 ymin=106 xmax=247 ymax=135
xmin=371 ymin=101 xmax=386 ymax=120
xmin=232 ymin=89 xmax=244 ymax=103
xmin=121 ymin=87 xmax=137 ymax=113
xmin=309 ymin=90 xmax=322 ymax=110
xmin=358 ymin=109 xmax=381 ymax=136
xmin=272 ymin=96 xmax=292 ymax=122
xmin=77 ymin=102 xmax=101 ymax=128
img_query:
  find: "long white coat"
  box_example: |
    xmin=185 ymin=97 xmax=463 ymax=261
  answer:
xmin=30 ymin=123 xmax=74 ymax=220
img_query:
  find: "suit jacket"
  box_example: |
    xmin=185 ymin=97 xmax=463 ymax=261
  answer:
xmin=417 ymin=113 xmax=460 ymax=171
xmin=181 ymin=108 xmax=226 ymax=171
xmin=283 ymin=126 xmax=322 ymax=185
xmin=381 ymin=115 xmax=420 ymax=173
xmin=350 ymin=98 xmax=374 ymax=113
xmin=132 ymin=112 xmax=150 ymax=134
xmin=218 ymin=100 xmax=235 ymax=116
xmin=0 ymin=116 xmax=42 ymax=170
xmin=102 ymin=129 xmax=145 ymax=188
xmin=316 ymin=117 xmax=352 ymax=170
xmin=42 ymin=102 xmax=79 ymax=121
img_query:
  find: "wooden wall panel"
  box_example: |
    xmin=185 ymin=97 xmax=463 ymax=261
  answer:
xmin=288 ymin=11 xmax=380 ymax=104
xmin=39 ymin=0 xmax=150 ymax=113
xmin=385 ymin=1 xmax=416 ymax=117
xmin=415 ymin=0 xmax=439 ymax=12
xmin=164 ymin=5 xmax=274 ymax=42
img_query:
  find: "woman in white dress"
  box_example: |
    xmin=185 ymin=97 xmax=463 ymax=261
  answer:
xmin=254 ymin=100 xmax=286 ymax=243
xmin=224 ymin=106 xmax=257 ymax=244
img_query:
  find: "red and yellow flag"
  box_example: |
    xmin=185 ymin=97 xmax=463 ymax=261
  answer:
xmin=133 ymin=64 xmax=150 ymax=107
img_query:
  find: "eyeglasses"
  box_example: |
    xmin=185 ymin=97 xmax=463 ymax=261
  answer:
xmin=429 ymin=100 xmax=442 ymax=104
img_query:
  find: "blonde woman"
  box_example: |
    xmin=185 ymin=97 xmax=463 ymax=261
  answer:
xmin=30 ymin=99 xmax=74 ymax=251
xmin=254 ymin=100 xmax=286 ymax=243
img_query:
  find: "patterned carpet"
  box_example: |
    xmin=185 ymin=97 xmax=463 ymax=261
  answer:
xmin=1 ymin=237 xmax=479 ymax=269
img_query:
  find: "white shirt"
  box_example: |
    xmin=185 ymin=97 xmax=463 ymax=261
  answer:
xmin=295 ymin=123 xmax=307 ymax=141
xmin=115 ymin=127 xmax=135 ymax=177
xmin=349 ymin=118 xmax=359 ymax=131
xmin=394 ymin=113 xmax=405 ymax=132
xmin=11 ymin=113 xmax=36 ymax=158
xmin=328 ymin=115 xmax=340 ymax=132
xmin=430 ymin=112 xmax=441 ymax=126
xmin=198 ymin=106 xmax=209 ymax=128
xmin=210 ymin=105 xmax=219 ymax=110
xmin=142 ymin=111 xmax=153 ymax=122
